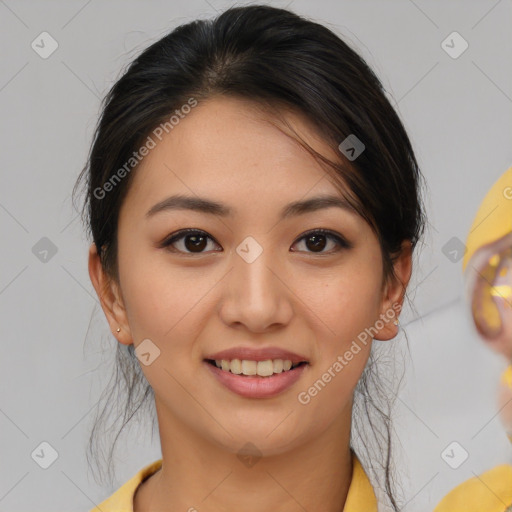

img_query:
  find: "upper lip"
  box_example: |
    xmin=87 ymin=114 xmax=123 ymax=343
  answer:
xmin=205 ymin=347 xmax=309 ymax=364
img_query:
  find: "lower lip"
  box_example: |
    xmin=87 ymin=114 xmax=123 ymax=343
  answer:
xmin=204 ymin=361 xmax=308 ymax=398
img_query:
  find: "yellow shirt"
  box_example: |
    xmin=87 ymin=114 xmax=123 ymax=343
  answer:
xmin=433 ymin=464 xmax=512 ymax=512
xmin=89 ymin=454 xmax=512 ymax=511
xmin=89 ymin=452 xmax=378 ymax=512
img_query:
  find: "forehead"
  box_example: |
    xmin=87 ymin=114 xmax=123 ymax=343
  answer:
xmin=121 ymin=96 xmax=354 ymax=218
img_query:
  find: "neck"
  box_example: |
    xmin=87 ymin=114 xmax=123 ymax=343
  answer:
xmin=134 ymin=400 xmax=354 ymax=512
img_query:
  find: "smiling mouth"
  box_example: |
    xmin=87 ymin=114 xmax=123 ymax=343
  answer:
xmin=205 ymin=358 xmax=308 ymax=377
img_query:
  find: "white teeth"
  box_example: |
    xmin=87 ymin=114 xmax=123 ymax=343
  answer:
xmin=230 ymin=359 xmax=242 ymax=374
xmin=241 ymin=360 xmax=257 ymax=375
xmin=257 ymin=360 xmax=274 ymax=377
xmin=212 ymin=358 xmax=301 ymax=376
xmin=273 ymin=359 xmax=283 ymax=373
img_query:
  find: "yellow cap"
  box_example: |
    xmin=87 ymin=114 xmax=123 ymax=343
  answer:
xmin=463 ymin=167 xmax=512 ymax=272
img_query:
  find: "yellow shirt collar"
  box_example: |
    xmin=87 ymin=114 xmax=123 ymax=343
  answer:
xmin=89 ymin=452 xmax=378 ymax=511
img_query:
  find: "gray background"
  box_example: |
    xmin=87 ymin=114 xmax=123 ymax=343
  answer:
xmin=1 ymin=0 xmax=511 ymax=510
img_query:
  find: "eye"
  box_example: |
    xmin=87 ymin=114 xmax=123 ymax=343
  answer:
xmin=291 ymin=229 xmax=352 ymax=254
xmin=159 ymin=228 xmax=351 ymax=255
xmin=159 ymin=229 xmax=221 ymax=254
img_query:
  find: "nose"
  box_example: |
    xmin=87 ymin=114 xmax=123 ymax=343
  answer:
xmin=218 ymin=239 xmax=294 ymax=333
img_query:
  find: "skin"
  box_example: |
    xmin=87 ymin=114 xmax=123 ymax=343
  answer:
xmin=89 ymin=96 xmax=412 ymax=512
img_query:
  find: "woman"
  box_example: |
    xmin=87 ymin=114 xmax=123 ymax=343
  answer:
xmin=75 ymin=5 xmax=426 ymax=511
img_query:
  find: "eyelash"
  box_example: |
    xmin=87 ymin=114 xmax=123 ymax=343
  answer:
xmin=159 ymin=228 xmax=352 ymax=255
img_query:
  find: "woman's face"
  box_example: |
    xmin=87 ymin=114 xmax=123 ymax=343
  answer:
xmin=91 ymin=96 xmax=409 ymax=456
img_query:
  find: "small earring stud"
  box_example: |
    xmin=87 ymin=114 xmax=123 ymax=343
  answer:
xmin=116 ymin=327 xmax=121 ymax=333
xmin=393 ymin=319 xmax=399 ymax=326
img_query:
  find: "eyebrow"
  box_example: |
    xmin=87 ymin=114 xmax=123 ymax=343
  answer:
xmin=145 ymin=194 xmax=356 ymax=220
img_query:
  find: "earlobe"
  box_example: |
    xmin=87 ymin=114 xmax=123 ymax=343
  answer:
xmin=88 ymin=243 xmax=132 ymax=345
xmin=373 ymin=240 xmax=413 ymax=341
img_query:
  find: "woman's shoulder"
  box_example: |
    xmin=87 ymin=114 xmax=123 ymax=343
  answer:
xmin=433 ymin=463 xmax=512 ymax=512
xmin=88 ymin=459 xmax=163 ymax=512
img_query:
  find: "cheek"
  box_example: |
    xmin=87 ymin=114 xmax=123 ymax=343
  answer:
xmin=117 ymin=243 xmax=212 ymax=343
xmin=295 ymin=258 xmax=382 ymax=404
xmin=301 ymin=263 xmax=383 ymax=344
xmin=116 ymin=249 xmax=216 ymax=400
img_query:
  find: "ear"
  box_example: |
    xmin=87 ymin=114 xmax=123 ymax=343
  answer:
xmin=88 ymin=243 xmax=133 ymax=345
xmin=373 ymin=240 xmax=413 ymax=341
